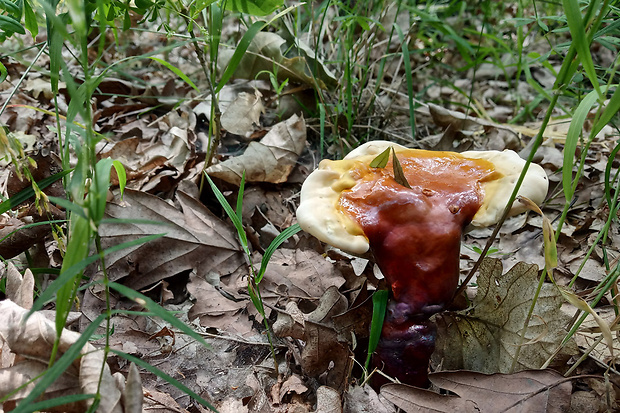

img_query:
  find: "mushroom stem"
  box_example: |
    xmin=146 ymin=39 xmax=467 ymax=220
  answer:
xmin=373 ymin=309 xmax=436 ymax=388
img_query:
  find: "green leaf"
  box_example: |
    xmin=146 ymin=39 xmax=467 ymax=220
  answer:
xmin=365 ymin=289 xmax=388 ymax=374
xmin=391 ymin=148 xmax=412 ymax=189
xmin=236 ymin=171 xmax=245 ymax=223
xmin=205 ymin=173 xmax=250 ymax=256
xmin=369 ymin=147 xmax=390 ymax=168
xmin=0 ymin=0 xmax=21 ymax=14
xmin=0 ymin=14 xmax=25 ymax=34
xmin=0 ymin=60 xmax=6 ymax=83
xmin=112 ymin=160 xmax=126 ymax=198
xmin=23 ymin=0 xmax=38 ymax=38
xmin=149 ymin=56 xmax=200 ymax=93
xmin=225 ymin=0 xmax=283 ymax=16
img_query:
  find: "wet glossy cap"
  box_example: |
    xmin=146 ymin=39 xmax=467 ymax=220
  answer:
xmin=296 ymin=141 xmax=548 ymax=254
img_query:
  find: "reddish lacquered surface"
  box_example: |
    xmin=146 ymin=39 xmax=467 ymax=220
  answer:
xmin=338 ymin=150 xmax=496 ymax=387
xmin=339 ymin=152 xmax=496 ymax=312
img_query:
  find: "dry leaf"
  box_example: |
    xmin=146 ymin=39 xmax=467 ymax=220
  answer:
xmin=0 ymin=300 xmax=129 ymax=412
xmin=273 ymin=286 xmax=353 ymax=392
xmin=5 ymin=262 xmax=34 ymax=309
xmin=381 ymin=369 xmax=572 ymax=413
xmin=100 ymin=189 xmax=244 ymax=290
xmin=206 ymin=114 xmax=306 ymax=185
xmin=315 ymin=386 xmax=342 ymax=413
xmin=221 ymin=90 xmax=265 ymax=137
xmin=433 ymin=258 xmax=577 ymax=373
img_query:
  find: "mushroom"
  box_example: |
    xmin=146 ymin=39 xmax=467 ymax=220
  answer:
xmin=297 ymin=140 xmax=548 ymax=387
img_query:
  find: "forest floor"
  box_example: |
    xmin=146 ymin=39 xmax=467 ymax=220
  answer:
xmin=0 ymin=2 xmax=619 ymax=412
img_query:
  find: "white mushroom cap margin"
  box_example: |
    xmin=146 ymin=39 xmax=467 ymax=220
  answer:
xmin=296 ymin=141 xmax=549 ymax=255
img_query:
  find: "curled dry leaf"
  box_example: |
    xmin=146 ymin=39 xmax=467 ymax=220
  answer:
xmin=81 ymin=349 xmax=123 ymax=413
xmin=4 ymin=262 xmax=34 ymax=309
xmin=273 ymin=286 xmax=353 ymax=393
xmin=315 ymin=386 xmax=342 ymax=413
xmin=381 ymin=369 xmax=572 ymax=413
xmin=0 ymin=300 xmax=131 ymax=412
xmin=206 ymin=114 xmax=306 ymax=185
xmin=100 ymin=189 xmax=244 ymax=290
xmin=433 ymin=258 xmax=577 ymax=373
xmin=220 ymin=90 xmax=265 ymax=137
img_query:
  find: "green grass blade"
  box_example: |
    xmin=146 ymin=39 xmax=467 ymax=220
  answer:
xmin=256 ymin=223 xmax=302 ymax=283
xmin=109 ymin=282 xmax=210 ymax=348
xmin=236 ymin=171 xmax=246 ymax=223
xmin=112 ymin=160 xmax=126 ymax=197
xmin=0 ymin=169 xmax=72 ymax=214
xmin=365 ymin=289 xmax=388 ymax=375
xmin=149 ymin=57 xmax=200 ymax=93
xmin=563 ymin=0 xmax=602 ymax=98
xmin=605 ymin=142 xmax=620 ymax=208
xmin=563 ymin=90 xmax=598 ymax=200
xmin=216 ymin=20 xmax=265 ymax=93
xmin=110 ymin=349 xmax=218 ymax=412
xmin=205 ymin=173 xmax=249 ymax=255
xmin=590 ymin=82 xmax=620 ymax=139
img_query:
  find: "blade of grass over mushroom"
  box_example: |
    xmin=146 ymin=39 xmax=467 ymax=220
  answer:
xmin=365 ymin=289 xmax=388 ymax=375
xmin=110 ymin=350 xmax=218 ymax=412
xmin=370 ymin=147 xmax=391 ymax=168
xmin=9 ymin=313 xmax=106 ymax=413
xmin=149 ymin=57 xmax=200 ymax=93
xmin=391 ymin=148 xmax=412 ymax=189
xmin=109 ymin=282 xmax=210 ymax=348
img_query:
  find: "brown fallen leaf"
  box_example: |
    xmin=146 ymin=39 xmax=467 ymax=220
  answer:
xmin=274 ymin=286 xmax=353 ymax=393
xmin=380 ymin=369 xmax=572 ymax=413
xmin=220 ymin=89 xmax=265 ymax=137
xmin=0 ymin=300 xmax=131 ymax=412
xmin=100 ymin=189 xmax=244 ymax=290
xmin=206 ymin=114 xmax=306 ymax=185
xmin=433 ymin=258 xmax=577 ymax=373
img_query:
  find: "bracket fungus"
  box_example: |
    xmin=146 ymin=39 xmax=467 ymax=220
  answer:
xmin=297 ymin=140 xmax=548 ymax=388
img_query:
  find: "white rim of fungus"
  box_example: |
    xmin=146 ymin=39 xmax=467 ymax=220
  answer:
xmin=297 ymin=140 xmax=548 ymax=255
